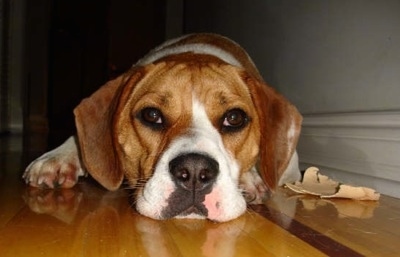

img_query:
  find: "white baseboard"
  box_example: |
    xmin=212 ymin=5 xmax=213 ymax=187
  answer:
xmin=297 ymin=111 xmax=400 ymax=198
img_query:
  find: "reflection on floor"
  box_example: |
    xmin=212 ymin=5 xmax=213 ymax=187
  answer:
xmin=0 ymin=134 xmax=399 ymax=257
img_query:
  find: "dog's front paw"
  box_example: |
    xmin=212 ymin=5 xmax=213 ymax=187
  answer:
xmin=240 ymin=167 xmax=269 ymax=204
xmin=23 ymin=137 xmax=85 ymax=188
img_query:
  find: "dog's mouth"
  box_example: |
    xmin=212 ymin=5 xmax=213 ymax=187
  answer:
xmin=160 ymin=189 xmax=211 ymax=219
xmin=179 ymin=204 xmax=209 ymax=217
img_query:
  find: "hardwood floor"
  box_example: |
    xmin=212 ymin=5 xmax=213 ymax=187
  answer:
xmin=0 ymin=134 xmax=399 ymax=256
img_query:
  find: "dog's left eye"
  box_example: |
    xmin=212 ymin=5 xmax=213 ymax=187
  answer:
xmin=139 ymin=107 xmax=164 ymax=129
xmin=221 ymin=108 xmax=249 ymax=132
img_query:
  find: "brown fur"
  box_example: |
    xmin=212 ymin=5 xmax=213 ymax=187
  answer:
xmin=73 ymin=38 xmax=302 ymax=193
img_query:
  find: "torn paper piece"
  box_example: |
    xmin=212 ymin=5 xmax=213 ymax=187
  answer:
xmin=321 ymin=184 xmax=380 ymax=200
xmin=285 ymin=167 xmax=380 ymax=201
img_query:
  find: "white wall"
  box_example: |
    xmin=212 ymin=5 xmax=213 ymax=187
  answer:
xmin=181 ymin=0 xmax=400 ymax=197
xmin=259 ymin=1 xmax=400 ymax=114
xmin=184 ymin=0 xmax=400 ymax=113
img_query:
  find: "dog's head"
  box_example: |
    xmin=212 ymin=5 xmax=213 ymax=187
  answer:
xmin=74 ymin=53 xmax=301 ymax=222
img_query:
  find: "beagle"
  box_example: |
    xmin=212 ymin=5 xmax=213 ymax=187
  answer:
xmin=23 ymin=33 xmax=302 ymax=222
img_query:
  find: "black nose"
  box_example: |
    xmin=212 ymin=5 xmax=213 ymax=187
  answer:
xmin=169 ymin=153 xmax=219 ymax=191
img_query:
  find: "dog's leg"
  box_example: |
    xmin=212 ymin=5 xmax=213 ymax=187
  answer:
xmin=240 ymin=151 xmax=301 ymax=204
xmin=240 ymin=167 xmax=269 ymax=204
xmin=23 ymin=136 xmax=86 ymax=188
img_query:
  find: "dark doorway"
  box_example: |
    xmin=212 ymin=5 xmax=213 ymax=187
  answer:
xmin=25 ymin=0 xmax=166 ymax=149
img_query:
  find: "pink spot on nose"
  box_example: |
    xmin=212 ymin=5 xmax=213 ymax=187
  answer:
xmin=203 ymin=189 xmax=222 ymax=219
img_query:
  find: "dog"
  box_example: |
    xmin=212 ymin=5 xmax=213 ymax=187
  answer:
xmin=23 ymin=33 xmax=302 ymax=222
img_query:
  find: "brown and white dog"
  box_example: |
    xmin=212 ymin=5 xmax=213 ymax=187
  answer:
xmin=23 ymin=33 xmax=302 ymax=222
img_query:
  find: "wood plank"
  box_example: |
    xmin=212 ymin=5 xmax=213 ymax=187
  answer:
xmin=1 ymin=138 xmax=400 ymax=256
xmin=0 ymin=181 xmax=325 ymax=257
xmin=264 ymin=188 xmax=400 ymax=256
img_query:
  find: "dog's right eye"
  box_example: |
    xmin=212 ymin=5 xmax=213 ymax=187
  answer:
xmin=220 ymin=108 xmax=249 ymax=133
xmin=139 ymin=107 xmax=164 ymax=129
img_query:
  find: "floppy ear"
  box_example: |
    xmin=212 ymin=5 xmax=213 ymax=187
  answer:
xmin=73 ymin=70 xmax=142 ymax=191
xmin=245 ymin=75 xmax=302 ymax=191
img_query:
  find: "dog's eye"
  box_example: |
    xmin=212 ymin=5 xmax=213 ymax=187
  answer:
xmin=139 ymin=107 xmax=164 ymax=129
xmin=221 ymin=108 xmax=249 ymax=132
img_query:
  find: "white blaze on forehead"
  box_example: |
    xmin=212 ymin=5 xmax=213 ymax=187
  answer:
xmin=190 ymin=96 xmax=240 ymax=180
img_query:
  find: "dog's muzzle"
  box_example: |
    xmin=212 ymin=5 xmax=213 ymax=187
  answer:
xmin=162 ymin=153 xmax=220 ymax=218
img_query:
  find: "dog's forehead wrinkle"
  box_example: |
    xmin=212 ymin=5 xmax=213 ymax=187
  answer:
xmin=146 ymin=60 xmax=246 ymax=108
xmin=159 ymin=92 xmax=172 ymax=106
xmin=140 ymin=91 xmax=173 ymax=107
xmin=143 ymin=62 xmax=191 ymax=89
xmin=186 ymin=67 xmax=252 ymax=111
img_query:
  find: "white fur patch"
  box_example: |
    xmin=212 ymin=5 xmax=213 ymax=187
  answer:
xmin=287 ymin=119 xmax=297 ymax=141
xmin=23 ymin=136 xmax=85 ymax=188
xmin=278 ymin=150 xmax=301 ymax=185
xmin=137 ymin=42 xmax=242 ymax=68
xmin=278 ymin=118 xmax=301 ymax=186
xmin=135 ymin=96 xmax=247 ymax=222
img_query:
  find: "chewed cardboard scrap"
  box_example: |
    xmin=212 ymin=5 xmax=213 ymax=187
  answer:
xmin=285 ymin=167 xmax=380 ymax=201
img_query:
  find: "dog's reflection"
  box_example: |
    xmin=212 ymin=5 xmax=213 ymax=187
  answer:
xmin=22 ymin=183 xmax=379 ymax=256
xmin=23 ymin=181 xmax=252 ymax=257
xmin=298 ymin=197 xmax=379 ymax=219
xmin=23 ymin=187 xmax=83 ymax=224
